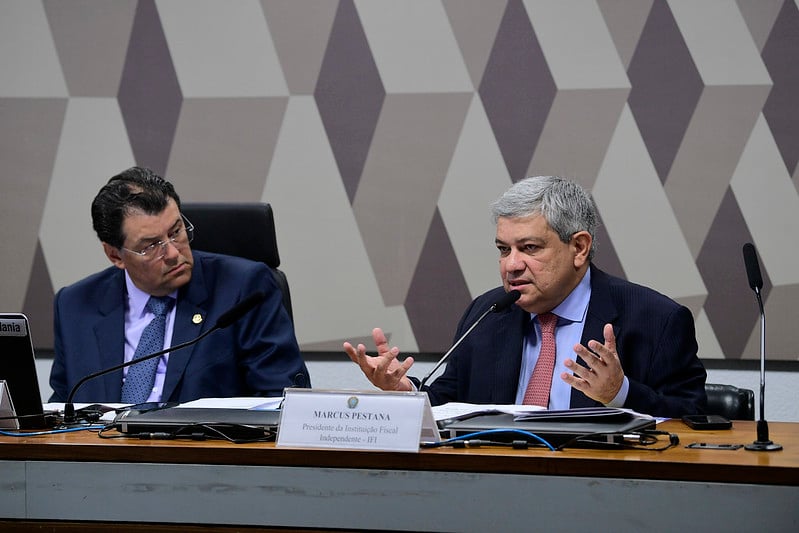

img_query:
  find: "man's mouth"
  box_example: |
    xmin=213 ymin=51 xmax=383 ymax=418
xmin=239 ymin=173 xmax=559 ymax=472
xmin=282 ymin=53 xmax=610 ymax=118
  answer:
xmin=165 ymin=262 xmax=190 ymax=276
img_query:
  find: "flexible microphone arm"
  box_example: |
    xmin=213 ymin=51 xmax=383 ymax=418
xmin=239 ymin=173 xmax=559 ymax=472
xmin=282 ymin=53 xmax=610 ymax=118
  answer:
xmin=63 ymin=291 xmax=266 ymax=423
xmin=741 ymin=243 xmax=781 ymax=451
xmin=419 ymin=290 xmax=521 ymax=389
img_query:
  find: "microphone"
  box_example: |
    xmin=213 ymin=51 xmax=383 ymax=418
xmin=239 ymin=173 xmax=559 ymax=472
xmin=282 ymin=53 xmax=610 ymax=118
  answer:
xmin=743 ymin=242 xmax=763 ymax=291
xmin=419 ymin=290 xmax=521 ymax=389
xmin=62 ymin=291 xmax=266 ymax=423
xmin=740 ymin=244 xmax=781 ymax=451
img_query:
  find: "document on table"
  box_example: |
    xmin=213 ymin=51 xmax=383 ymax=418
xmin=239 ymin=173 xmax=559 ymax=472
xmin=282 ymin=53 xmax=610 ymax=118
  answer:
xmin=175 ymin=397 xmax=284 ymax=410
xmin=431 ymin=402 xmax=544 ymax=423
xmin=432 ymin=402 xmax=654 ymax=423
xmin=513 ymin=406 xmax=653 ymax=421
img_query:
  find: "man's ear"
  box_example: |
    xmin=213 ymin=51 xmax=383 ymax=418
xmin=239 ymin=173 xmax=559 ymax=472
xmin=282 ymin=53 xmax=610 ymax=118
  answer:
xmin=102 ymin=242 xmax=126 ymax=270
xmin=572 ymin=231 xmax=592 ymax=267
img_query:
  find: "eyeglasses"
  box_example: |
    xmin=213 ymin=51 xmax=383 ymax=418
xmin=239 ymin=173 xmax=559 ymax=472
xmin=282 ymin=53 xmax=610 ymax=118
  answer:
xmin=121 ymin=215 xmax=194 ymax=260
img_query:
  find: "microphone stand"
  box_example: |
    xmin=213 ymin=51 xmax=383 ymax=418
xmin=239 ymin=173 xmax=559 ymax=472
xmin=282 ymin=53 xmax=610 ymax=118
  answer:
xmin=420 ymin=306 xmax=492 ymax=390
xmin=61 ymin=290 xmax=266 ymax=424
xmin=744 ymin=283 xmax=781 ymax=451
xmin=62 ymin=327 xmax=220 ymax=424
xmin=420 ymin=290 xmax=520 ymax=389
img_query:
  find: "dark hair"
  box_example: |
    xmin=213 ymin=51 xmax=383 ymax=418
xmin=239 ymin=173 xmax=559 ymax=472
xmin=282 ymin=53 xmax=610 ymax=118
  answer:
xmin=91 ymin=167 xmax=181 ymax=248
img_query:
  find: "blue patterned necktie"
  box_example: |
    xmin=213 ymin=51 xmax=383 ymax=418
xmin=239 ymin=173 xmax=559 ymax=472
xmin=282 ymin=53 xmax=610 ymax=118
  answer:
xmin=121 ymin=296 xmax=174 ymax=404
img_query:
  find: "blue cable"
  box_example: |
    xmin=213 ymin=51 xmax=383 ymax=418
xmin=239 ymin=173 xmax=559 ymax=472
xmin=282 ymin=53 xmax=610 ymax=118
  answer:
xmin=0 ymin=425 xmax=105 ymax=437
xmin=433 ymin=428 xmax=556 ymax=451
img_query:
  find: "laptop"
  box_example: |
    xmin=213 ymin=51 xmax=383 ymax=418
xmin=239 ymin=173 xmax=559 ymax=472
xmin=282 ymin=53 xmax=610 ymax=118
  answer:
xmin=114 ymin=406 xmax=281 ymax=440
xmin=439 ymin=411 xmax=656 ymax=448
xmin=0 ymin=313 xmax=48 ymax=429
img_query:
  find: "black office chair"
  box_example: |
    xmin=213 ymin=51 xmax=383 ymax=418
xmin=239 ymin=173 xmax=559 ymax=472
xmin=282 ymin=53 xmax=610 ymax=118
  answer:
xmin=180 ymin=202 xmax=293 ymax=322
xmin=704 ymin=383 xmax=755 ymax=420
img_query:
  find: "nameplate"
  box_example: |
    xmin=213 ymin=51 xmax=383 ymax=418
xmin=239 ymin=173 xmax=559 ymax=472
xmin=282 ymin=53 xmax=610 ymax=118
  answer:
xmin=0 ymin=318 xmax=27 ymax=337
xmin=276 ymin=388 xmax=440 ymax=452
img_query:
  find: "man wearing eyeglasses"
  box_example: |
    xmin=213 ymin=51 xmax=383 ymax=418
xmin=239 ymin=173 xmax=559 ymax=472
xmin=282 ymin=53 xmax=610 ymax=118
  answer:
xmin=49 ymin=167 xmax=310 ymax=404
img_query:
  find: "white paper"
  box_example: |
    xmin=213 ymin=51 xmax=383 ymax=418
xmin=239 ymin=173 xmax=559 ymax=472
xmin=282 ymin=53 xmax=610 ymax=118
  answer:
xmin=433 ymin=402 xmax=655 ymax=424
xmin=432 ymin=402 xmax=544 ymax=422
xmin=175 ymin=397 xmax=283 ymax=410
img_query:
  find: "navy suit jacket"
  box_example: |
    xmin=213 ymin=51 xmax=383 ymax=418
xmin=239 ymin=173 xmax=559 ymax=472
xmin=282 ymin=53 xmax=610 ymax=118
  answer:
xmin=50 ymin=250 xmax=310 ymax=403
xmin=423 ymin=266 xmax=706 ymax=418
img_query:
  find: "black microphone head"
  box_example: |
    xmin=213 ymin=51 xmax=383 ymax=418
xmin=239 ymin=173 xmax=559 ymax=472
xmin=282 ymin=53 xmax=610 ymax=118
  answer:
xmin=214 ymin=291 xmax=266 ymax=329
xmin=492 ymin=289 xmax=521 ymax=312
xmin=742 ymin=243 xmax=763 ymax=290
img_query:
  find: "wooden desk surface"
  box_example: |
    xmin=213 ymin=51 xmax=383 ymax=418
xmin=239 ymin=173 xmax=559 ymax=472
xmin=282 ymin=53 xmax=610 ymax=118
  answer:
xmin=1 ymin=419 xmax=797 ymax=486
xmin=2 ymin=420 xmax=798 ymax=531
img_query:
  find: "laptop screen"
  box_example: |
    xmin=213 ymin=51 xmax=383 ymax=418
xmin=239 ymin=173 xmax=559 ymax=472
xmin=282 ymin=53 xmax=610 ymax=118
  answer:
xmin=0 ymin=313 xmax=47 ymax=429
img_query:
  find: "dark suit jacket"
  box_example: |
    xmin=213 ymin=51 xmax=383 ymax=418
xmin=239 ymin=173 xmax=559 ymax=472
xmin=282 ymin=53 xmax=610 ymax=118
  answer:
xmin=50 ymin=250 xmax=309 ymax=403
xmin=423 ymin=266 xmax=707 ymax=418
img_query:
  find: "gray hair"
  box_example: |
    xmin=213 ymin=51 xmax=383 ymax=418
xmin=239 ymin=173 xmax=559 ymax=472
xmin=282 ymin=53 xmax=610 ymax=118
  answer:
xmin=490 ymin=176 xmax=598 ymax=260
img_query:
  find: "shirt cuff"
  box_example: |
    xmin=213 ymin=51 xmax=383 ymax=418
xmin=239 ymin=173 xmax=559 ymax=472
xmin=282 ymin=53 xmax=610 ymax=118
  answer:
xmin=605 ymin=376 xmax=629 ymax=408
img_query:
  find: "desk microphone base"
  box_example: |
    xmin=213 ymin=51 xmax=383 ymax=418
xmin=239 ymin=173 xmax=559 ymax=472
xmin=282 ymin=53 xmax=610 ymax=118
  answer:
xmin=745 ymin=440 xmax=783 ymax=451
xmin=745 ymin=420 xmax=783 ymax=451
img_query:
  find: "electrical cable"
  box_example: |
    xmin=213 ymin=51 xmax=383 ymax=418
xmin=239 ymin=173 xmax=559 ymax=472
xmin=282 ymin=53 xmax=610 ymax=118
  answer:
xmin=423 ymin=428 xmax=556 ymax=451
xmin=0 ymin=425 xmax=105 ymax=437
xmin=555 ymin=429 xmax=679 ymax=451
xmin=426 ymin=428 xmax=678 ymax=452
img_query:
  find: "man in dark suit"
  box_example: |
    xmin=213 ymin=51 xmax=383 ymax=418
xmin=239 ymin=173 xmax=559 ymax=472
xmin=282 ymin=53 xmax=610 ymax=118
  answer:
xmin=344 ymin=176 xmax=706 ymax=418
xmin=49 ymin=167 xmax=309 ymax=403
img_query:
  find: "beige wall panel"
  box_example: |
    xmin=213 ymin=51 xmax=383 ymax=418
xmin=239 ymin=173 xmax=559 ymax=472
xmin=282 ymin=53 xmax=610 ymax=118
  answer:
xmin=669 ymin=0 xmax=772 ymax=85
xmin=167 ymin=98 xmax=287 ymax=202
xmin=0 ymin=0 xmax=67 ymax=97
xmin=439 ymin=95 xmax=512 ymax=297
xmin=665 ymin=85 xmax=770 ymax=256
xmin=41 ymin=98 xmax=135 ymax=290
xmin=353 ymin=93 xmax=471 ymax=306
xmin=525 ymin=0 xmax=629 ymax=89
xmin=529 ymin=88 xmax=629 ymax=185
xmin=594 ymin=106 xmax=706 ymax=300
xmin=264 ymin=96 xmax=417 ymax=350
xmin=157 ymin=0 xmax=288 ymax=97
xmin=731 ymin=115 xmax=799 ymax=287
xmin=356 ymin=0 xmax=472 ymax=93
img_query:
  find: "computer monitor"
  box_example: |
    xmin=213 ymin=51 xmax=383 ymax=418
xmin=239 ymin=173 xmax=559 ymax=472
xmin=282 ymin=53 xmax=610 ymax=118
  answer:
xmin=0 ymin=313 xmax=47 ymax=429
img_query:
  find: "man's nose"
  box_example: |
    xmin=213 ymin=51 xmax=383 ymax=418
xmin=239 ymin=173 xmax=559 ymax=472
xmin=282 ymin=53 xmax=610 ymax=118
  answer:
xmin=161 ymin=240 xmax=180 ymax=261
xmin=504 ymin=249 xmax=524 ymax=271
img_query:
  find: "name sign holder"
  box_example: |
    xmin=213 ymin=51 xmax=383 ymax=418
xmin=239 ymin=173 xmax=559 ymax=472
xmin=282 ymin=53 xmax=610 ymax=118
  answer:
xmin=0 ymin=381 xmax=18 ymax=430
xmin=276 ymin=388 xmax=440 ymax=452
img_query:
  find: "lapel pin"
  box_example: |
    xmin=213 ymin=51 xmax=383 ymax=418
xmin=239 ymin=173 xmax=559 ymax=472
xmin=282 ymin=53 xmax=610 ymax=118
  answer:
xmin=192 ymin=313 xmax=203 ymax=324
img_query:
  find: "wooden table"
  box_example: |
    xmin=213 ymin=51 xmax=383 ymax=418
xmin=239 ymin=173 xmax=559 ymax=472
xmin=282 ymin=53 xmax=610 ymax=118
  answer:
xmin=1 ymin=420 xmax=797 ymax=532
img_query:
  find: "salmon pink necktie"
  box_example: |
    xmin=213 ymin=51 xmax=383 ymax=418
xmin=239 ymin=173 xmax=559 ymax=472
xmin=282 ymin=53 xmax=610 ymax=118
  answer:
xmin=522 ymin=312 xmax=558 ymax=408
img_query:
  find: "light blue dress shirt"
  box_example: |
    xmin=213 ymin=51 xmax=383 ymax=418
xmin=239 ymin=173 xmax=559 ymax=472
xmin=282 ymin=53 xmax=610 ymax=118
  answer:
xmin=514 ymin=269 xmax=629 ymax=409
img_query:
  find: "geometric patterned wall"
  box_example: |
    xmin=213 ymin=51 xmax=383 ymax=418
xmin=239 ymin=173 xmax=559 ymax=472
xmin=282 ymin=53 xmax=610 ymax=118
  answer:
xmin=1 ymin=0 xmax=797 ymax=362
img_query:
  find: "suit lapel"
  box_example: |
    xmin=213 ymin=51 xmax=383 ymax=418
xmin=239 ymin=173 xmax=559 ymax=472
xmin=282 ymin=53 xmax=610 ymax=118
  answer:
xmin=162 ymin=256 xmax=209 ymax=400
xmin=491 ymin=306 xmax=528 ymax=403
xmin=94 ymin=271 xmax=127 ymax=401
xmin=571 ymin=267 xmax=619 ymax=408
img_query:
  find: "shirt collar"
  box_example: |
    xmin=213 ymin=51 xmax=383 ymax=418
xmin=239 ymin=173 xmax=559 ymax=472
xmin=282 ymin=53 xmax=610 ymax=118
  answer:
xmin=535 ymin=268 xmax=591 ymax=324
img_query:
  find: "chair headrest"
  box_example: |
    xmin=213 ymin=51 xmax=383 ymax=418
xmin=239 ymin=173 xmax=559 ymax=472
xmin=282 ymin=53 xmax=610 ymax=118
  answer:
xmin=180 ymin=202 xmax=281 ymax=268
